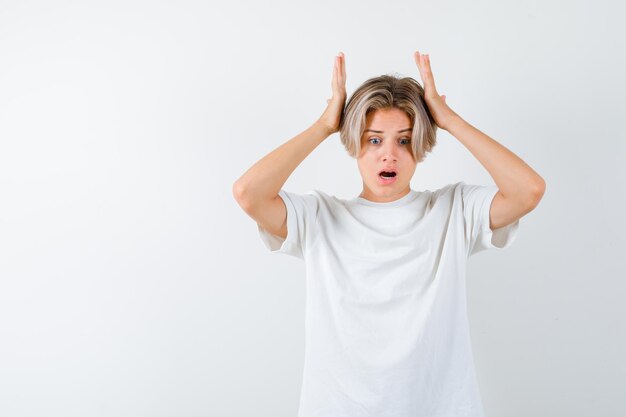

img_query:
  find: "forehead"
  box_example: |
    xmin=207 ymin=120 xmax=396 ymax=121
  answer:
xmin=364 ymin=108 xmax=411 ymax=130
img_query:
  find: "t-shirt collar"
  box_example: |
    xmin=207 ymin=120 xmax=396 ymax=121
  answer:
xmin=354 ymin=189 xmax=417 ymax=208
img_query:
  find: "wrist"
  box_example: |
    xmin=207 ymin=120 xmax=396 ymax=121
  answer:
xmin=313 ymin=119 xmax=335 ymax=138
xmin=444 ymin=114 xmax=466 ymax=133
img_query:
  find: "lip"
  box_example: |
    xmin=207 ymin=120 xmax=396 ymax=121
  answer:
xmin=377 ymin=172 xmax=398 ymax=185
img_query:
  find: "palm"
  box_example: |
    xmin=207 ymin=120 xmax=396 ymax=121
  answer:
xmin=319 ymin=52 xmax=347 ymax=135
xmin=413 ymin=51 xmax=459 ymax=131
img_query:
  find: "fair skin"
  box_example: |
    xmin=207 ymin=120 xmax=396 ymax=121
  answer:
xmin=232 ymin=53 xmax=345 ymax=239
xmin=356 ymin=52 xmax=546 ymax=230
xmin=233 ymin=51 xmax=545 ymax=239
xmin=413 ymin=51 xmax=546 ymax=230
xmin=357 ymin=108 xmax=417 ymax=203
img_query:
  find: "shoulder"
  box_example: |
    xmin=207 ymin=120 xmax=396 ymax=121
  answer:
xmin=305 ymin=189 xmax=345 ymax=205
xmin=425 ymin=182 xmax=463 ymax=201
xmin=422 ymin=182 xmax=489 ymax=211
xmin=434 ymin=181 xmax=492 ymax=199
xmin=277 ymin=189 xmax=335 ymax=216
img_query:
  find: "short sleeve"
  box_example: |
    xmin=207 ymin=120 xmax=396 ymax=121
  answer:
xmin=257 ymin=189 xmax=320 ymax=260
xmin=459 ymin=182 xmax=520 ymax=257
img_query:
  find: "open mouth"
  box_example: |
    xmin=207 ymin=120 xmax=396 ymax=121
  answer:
xmin=378 ymin=169 xmax=398 ymax=184
xmin=378 ymin=170 xmax=397 ymax=179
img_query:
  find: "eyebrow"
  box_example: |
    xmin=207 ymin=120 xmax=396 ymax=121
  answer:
xmin=364 ymin=128 xmax=413 ymax=133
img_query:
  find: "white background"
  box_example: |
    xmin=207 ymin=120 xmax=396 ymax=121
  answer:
xmin=1 ymin=0 xmax=625 ymax=416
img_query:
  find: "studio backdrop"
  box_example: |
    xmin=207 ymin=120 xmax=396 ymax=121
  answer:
xmin=0 ymin=0 xmax=624 ymax=416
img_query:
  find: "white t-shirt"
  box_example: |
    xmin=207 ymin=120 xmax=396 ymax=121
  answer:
xmin=257 ymin=181 xmax=519 ymax=417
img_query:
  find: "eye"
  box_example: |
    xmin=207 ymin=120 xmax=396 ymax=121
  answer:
xmin=368 ymin=137 xmax=412 ymax=145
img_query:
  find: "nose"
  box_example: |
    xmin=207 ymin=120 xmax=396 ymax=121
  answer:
xmin=381 ymin=146 xmax=398 ymax=162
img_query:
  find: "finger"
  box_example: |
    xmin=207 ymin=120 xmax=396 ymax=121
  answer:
xmin=413 ymin=51 xmax=428 ymax=84
xmin=335 ymin=54 xmax=341 ymax=88
xmin=422 ymin=54 xmax=439 ymax=94
xmin=413 ymin=51 xmax=421 ymax=75
xmin=336 ymin=53 xmax=345 ymax=92
xmin=332 ymin=53 xmax=341 ymax=89
xmin=339 ymin=51 xmax=346 ymax=83
xmin=332 ymin=56 xmax=338 ymax=92
xmin=413 ymin=51 xmax=424 ymax=73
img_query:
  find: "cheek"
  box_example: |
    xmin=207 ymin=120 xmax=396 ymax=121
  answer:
xmin=357 ymin=164 xmax=374 ymax=181
xmin=358 ymin=158 xmax=370 ymax=171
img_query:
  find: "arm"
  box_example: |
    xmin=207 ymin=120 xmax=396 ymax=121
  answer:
xmin=414 ymin=51 xmax=546 ymax=230
xmin=446 ymin=116 xmax=546 ymax=229
xmin=232 ymin=122 xmax=330 ymax=240
xmin=232 ymin=121 xmax=330 ymax=204
xmin=232 ymin=52 xmax=347 ymax=238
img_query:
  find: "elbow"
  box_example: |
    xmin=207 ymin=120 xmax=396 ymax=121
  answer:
xmin=232 ymin=181 xmax=252 ymax=213
xmin=232 ymin=180 xmax=246 ymax=203
xmin=232 ymin=180 xmax=260 ymax=212
xmin=528 ymin=177 xmax=546 ymax=207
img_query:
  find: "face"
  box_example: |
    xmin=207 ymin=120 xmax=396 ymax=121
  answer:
xmin=357 ymin=107 xmax=417 ymax=202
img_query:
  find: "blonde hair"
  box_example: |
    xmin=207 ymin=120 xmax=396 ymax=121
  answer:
xmin=339 ymin=74 xmax=438 ymax=163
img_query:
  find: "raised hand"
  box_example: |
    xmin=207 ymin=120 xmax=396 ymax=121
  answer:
xmin=317 ymin=52 xmax=347 ymax=135
xmin=413 ymin=51 xmax=460 ymax=131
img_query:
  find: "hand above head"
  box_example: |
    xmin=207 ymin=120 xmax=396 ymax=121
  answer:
xmin=413 ymin=51 xmax=461 ymax=131
xmin=317 ymin=52 xmax=347 ymax=136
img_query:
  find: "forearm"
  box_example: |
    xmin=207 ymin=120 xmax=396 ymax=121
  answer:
xmin=447 ymin=115 xmax=545 ymax=202
xmin=233 ymin=121 xmax=330 ymax=203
